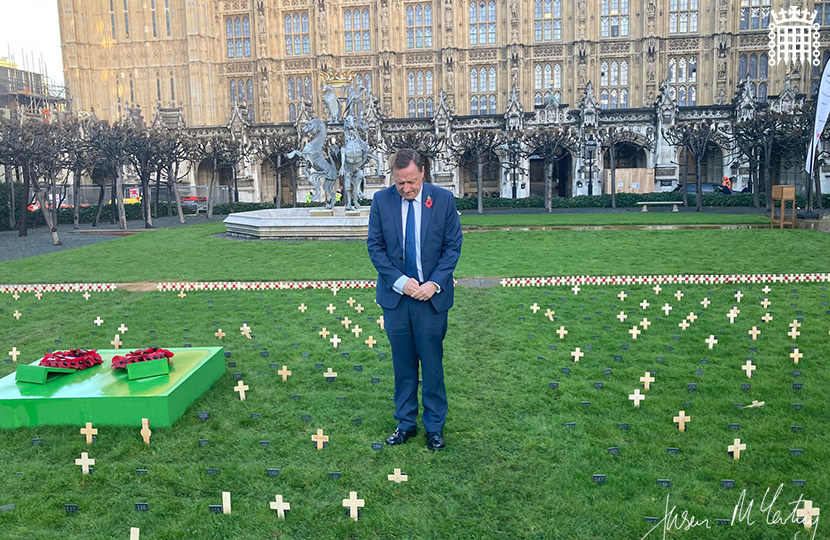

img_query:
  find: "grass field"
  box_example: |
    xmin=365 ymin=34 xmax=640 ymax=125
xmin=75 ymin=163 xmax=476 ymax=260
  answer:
xmin=459 ymin=212 xmax=771 ymax=227
xmin=0 ymin=281 xmax=827 ymax=539
xmin=1 ymin=222 xmax=829 ymax=283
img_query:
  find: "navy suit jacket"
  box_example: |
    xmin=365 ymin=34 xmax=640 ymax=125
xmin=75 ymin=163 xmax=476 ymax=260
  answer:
xmin=367 ymin=182 xmax=463 ymax=313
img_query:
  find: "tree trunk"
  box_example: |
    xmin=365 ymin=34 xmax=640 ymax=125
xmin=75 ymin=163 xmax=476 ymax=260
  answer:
xmin=476 ymin=156 xmax=484 ymax=214
xmin=110 ymin=177 xmax=117 ymax=224
xmin=680 ymin=151 xmax=689 ymax=208
xmin=230 ymin=168 xmax=237 ymax=213
xmin=27 ymin=165 xmax=62 ymax=245
xmin=5 ymin=165 xmax=15 ymax=230
xmin=207 ymin=156 xmax=217 ymax=218
xmin=169 ymin=162 xmax=185 ymax=223
xmin=72 ymin=167 xmax=81 ymax=229
xmin=18 ymin=165 xmax=30 ymax=237
xmin=154 ymin=168 xmax=162 ymax=218
xmin=763 ymin=146 xmax=773 ymax=211
xmin=292 ymin=164 xmax=297 ymax=207
xmin=609 ymin=144 xmax=617 ymax=209
xmin=115 ymin=166 xmax=128 ymax=229
xmin=751 ymin=158 xmax=760 ymax=208
xmin=167 ymin=165 xmax=173 ymax=217
xmin=695 ymin=159 xmax=703 ymax=212
xmin=93 ymin=180 xmax=106 ymax=227
xmin=275 ymin=155 xmax=282 ymax=209
xmin=544 ymin=158 xmax=552 ymax=213
xmin=141 ymin=170 xmax=153 ymax=228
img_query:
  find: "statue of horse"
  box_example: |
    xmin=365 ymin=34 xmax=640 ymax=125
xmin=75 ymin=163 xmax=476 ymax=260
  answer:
xmin=287 ymin=117 xmax=338 ymax=208
xmin=339 ymin=114 xmax=379 ymax=211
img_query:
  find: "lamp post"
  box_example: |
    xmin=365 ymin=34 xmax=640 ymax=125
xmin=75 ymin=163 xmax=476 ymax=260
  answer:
xmin=584 ymin=134 xmax=597 ymax=196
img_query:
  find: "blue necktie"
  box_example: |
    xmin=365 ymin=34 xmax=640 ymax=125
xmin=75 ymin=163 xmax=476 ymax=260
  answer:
xmin=405 ymin=199 xmax=418 ymax=281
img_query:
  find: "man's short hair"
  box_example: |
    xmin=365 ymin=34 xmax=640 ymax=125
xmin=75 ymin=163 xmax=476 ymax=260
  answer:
xmin=391 ymin=148 xmax=424 ymax=172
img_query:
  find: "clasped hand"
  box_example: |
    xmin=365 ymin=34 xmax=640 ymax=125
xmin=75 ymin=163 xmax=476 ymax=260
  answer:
xmin=403 ymin=278 xmax=436 ymax=301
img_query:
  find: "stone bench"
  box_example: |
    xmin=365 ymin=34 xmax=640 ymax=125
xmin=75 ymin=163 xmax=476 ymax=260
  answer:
xmin=637 ymin=201 xmax=681 ymax=213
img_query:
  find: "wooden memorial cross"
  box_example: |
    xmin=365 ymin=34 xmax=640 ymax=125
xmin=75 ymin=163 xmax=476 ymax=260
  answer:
xmin=323 ymin=368 xmax=338 ymax=381
xmin=312 ymin=429 xmax=329 ymax=449
xmin=215 ymin=329 xmax=225 ymax=340
xmin=734 ymin=291 xmax=743 ymax=303
xmin=570 ymin=347 xmax=584 ymax=362
xmin=298 ymin=303 xmax=308 ymax=313
xmin=761 ymin=298 xmax=771 ymax=309
xmin=640 ymin=372 xmax=655 ymax=390
xmin=653 ymin=285 xmax=662 ymax=294
xmin=617 ymin=311 xmax=628 ymax=322
xmin=364 ymin=335 xmax=377 ymax=348
xmin=789 ymin=320 xmax=802 ymax=330
xmin=12 ymin=310 xmax=21 ymax=320
xmin=790 ymin=348 xmax=803 ymax=364
xmin=326 ymin=304 xmax=337 ymax=314
xmin=341 ymin=317 xmax=352 ymax=329
xmin=618 ymin=291 xmax=627 ymax=301
xmin=700 ymin=298 xmax=711 ymax=308
xmin=629 ymin=326 xmax=642 ymax=339
xmin=34 ymin=291 xmax=43 ymax=300
xmin=8 ymin=347 xmax=20 ymax=363
xmin=544 ymin=309 xmax=555 ymax=321
xmin=140 ymin=418 xmax=152 ymax=444
xmin=12 ymin=292 xmax=19 ymax=300
xmin=354 ymin=304 xmax=364 ymax=313
xmin=728 ymin=438 xmax=746 ymax=460
xmin=83 ymin=291 xmax=91 ymax=300
xmin=378 ymin=315 xmax=385 ymax=330
xmin=319 ymin=327 xmax=331 ymax=339
xmin=387 ymin=468 xmax=408 ymax=483
xmin=747 ymin=326 xmax=761 ymax=340
xmin=80 ymin=422 xmax=97 ymax=445
xmin=674 ymin=291 xmax=684 ymax=301
xmin=240 ymin=323 xmax=252 ymax=339
xmin=761 ymin=313 xmax=773 ymax=324
xmin=111 ymin=334 xmax=122 ymax=349
xmin=571 ymin=285 xmax=581 ymax=295
xmin=726 ymin=311 xmax=738 ymax=324
xmin=678 ymin=319 xmax=690 ymax=331
xmin=788 ymin=327 xmax=801 ymax=339
xmin=347 ymin=297 xmax=356 ymax=307
xmin=705 ymin=335 xmax=718 ymax=349
xmin=234 ymin=380 xmax=250 ymax=400
xmin=75 ymin=452 xmax=95 ymax=474
xmin=342 ymin=491 xmax=364 ymax=521
xmin=661 ymin=303 xmax=673 ymax=316
xmin=278 ymin=366 xmax=292 ymax=382
xmin=330 ymin=334 xmax=342 ymax=348
xmin=530 ymin=303 xmax=540 ymax=313
xmin=629 ymin=388 xmax=645 ymax=407
xmin=270 ymin=495 xmax=290 ymax=518
xmin=673 ymin=410 xmax=691 ymax=432
xmin=639 ymin=300 xmax=650 ymax=310
xmin=177 ymin=290 xmax=187 ymax=298
xmin=94 ymin=316 xmax=104 ymax=326
xmin=130 ymin=527 xmax=140 ymax=540
xmin=640 ymin=318 xmax=651 ymax=330
xmin=556 ymin=326 xmax=568 ymax=339
xmin=351 ymin=325 xmax=362 ymax=338
xmin=687 ymin=312 xmax=698 ymax=323
xmin=796 ymin=500 xmax=820 ymax=529
xmin=118 ymin=324 xmax=128 ymax=333
xmin=222 ymin=491 xmax=231 ymax=514
xmin=762 ymin=285 xmax=771 ymax=294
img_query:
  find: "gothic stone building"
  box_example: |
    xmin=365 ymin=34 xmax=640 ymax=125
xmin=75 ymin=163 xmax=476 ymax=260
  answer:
xmin=58 ymin=0 xmax=830 ymax=202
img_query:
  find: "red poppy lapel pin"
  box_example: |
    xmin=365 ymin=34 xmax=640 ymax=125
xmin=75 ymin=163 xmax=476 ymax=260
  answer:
xmin=425 ymin=195 xmax=433 ymax=208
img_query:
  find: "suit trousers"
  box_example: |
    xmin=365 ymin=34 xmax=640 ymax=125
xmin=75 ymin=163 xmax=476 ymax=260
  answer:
xmin=383 ymin=295 xmax=449 ymax=432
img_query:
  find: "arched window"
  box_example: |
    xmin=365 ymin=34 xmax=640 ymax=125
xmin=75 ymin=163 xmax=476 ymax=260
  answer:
xmin=488 ymin=67 xmax=496 ymax=91
xmin=408 ymin=72 xmax=416 ymax=95
xmin=408 ymin=99 xmax=416 ymax=117
xmin=426 ymin=98 xmax=434 ymax=116
xmin=489 ymin=94 xmax=496 ymax=113
xmin=230 ymin=80 xmax=236 ymax=102
xmin=601 ymin=62 xmax=609 ymax=86
xmin=471 ymin=96 xmax=478 ymax=115
xmin=289 ymin=103 xmax=297 ymax=121
xmin=417 ymin=71 xmax=425 ymax=95
xmin=246 ymin=79 xmax=253 ymax=102
xmin=287 ymin=78 xmax=295 ymax=100
xmin=417 ymin=98 xmax=425 ymax=117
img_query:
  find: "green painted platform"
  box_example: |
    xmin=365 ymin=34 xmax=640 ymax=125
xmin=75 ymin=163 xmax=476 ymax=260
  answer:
xmin=0 ymin=347 xmax=225 ymax=429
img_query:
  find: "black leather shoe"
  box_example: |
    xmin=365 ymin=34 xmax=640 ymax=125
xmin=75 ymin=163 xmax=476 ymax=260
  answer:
xmin=385 ymin=428 xmax=417 ymax=446
xmin=426 ymin=431 xmax=445 ymax=451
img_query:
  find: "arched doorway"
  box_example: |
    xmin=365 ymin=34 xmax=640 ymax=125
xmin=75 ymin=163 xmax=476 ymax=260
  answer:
xmin=460 ymin=150 xmax=500 ymax=198
xmin=679 ymin=143 xmax=724 ymax=186
xmin=602 ymin=142 xmax=650 ymax=194
xmin=529 ymin=149 xmax=572 ymax=198
xmin=195 ymin=159 xmax=232 ymax=204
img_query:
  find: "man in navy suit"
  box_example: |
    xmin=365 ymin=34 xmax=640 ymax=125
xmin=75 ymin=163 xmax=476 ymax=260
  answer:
xmin=367 ymin=148 xmax=463 ymax=451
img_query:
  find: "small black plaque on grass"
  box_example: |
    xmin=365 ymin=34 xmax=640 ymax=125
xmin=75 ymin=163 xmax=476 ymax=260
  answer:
xmin=267 ymin=468 xmax=280 ymax=477
xmin=354 ymin=365 xmax=363 ymax=372
xmin=258 ymin=440 xmax=270 ymax=448
xmin=561 ymin=367 xmax=570 ymax=374
xmin=790 ymin=448 xmax=803 ymax=456
xmin=302 ymin=352 xmax=310 ymax=358
xmin=694 ymin=369 xmax=704 ymax=375
xmin=227 ymin=361 xmax=236 ymax=368
xmin=224 ymin=352 xmax=232 ymax=358
xmin=565 ymin=422 xmax=576 ymax=429
xmin=329 ymin=472 xmax=341 ymax=479
xmin=315 ymin=363 xmax=324 ymax=369
xmin=581 ymin=401 xmax=591 ymax=407
xmin=681 ymin=402 xmax=692 ymax=408
xmin=291 ymin=394 xmax=301 ymax=400
xmin=614 ymin=355 xmax=623 ymax=361
xmin=716 ymin=519 xmax=730 ymax=526
xmin=135 ymin=469 xmax=148 ymax=475
xmin=741 ymin=383 xmax=751 ymax=391
xmin=371 ymin=377 xmax=380 ymax=384
xmin=721 ymin=479 xmax=735 ymax=489
xmin=592 ymin=474 xmax=606 ymax=485
xmin=687 ymin=383 xmax=697 ymax=392
xmin=341 ymin=352 xmax=349 ymax=358
xmin=700 ymin=359 xmax=709 ymax=364
xmin=260 ymin=351 xmax=269 ymax=358
xmin=793 ymin=370 xmax=802 ymax=377
xmin=135 ymin=503 xmax=149 ymax=512
xmin=666 ymin=448 xmax=679 ymax=455
xmin=791 ymin=425 xmax=802 ymax=433
xmin=621 ymin=344 xmax=629 ymax=351
xmin=793 ymin=479 xmax=806 ymax=487
xmin=352 ymin=418 xmax=363 ymax=426
xmin=734 ymin=403 xmax=744 ymax=408
xmin=603 ymin=369 xmax=612 ymax=375
xmin=644 ymin=517 xmax=659 ymax=525
xmin=618 ymin=423 xmax=629 ymax=430
xmin=206 ymin=468 xmax=218 ymax=475
xmin=270 ymin=363 xmax=278 ymax=369
xmin=232 ymin=373 xmax=242 ymax=380
xmin=65 ymin=504 xmax=79 ymax=513
xmin=31 ymin=438 xmax=43 ymax=446
xmin=657 ymin=479 xmax=671 ymax=488
xmin=594 ymin=382 xmax=604 ymax=389
xmin=792 ymin=403 xmax=803 ymax=410
xmin=793 ymin=383 xmax=803 ymax=390
xmin=301 ymin=414 xmax=311 ymax=423
xmin=371 ymin=442 xmax=383 ymax=451
xmin=0 ymin=504 xmax=14 ymax=513
xmin=549 ymin=382 xmax=559 ymax=389
xmin=198 ymin=439 xmax=210 ymax=447
xmin=378 ymin=353 xmax=387 ymax=359
xmin=208 ymin=505 xmax=223 ymax=513
xmin=607 ymin=447 xmax=619 ymax=455
xmin=251 ymin=413 xmax=261 ymax=420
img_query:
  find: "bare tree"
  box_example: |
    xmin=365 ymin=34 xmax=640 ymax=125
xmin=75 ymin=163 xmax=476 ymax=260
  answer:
xmin=597 ymin=126 xmax=655 ymax=209
xmin=194 ymin=134 xmax=233 ymax=218
xmin=84 ymin=120 xmax=131 ymax=228
xmin=382 ymin=131 xmax=443 ymax=181
xmin=523 ymin=127 xmax=579 ymax=213
xmin=254 ymin=131 xmax=298 ymax=208
xmin=156 ymin=127 xmax=194 ymax=223
xmin=663 ymin=121 xmax=721 ymax=212
xmin=448 ymin=129 xmax=505 ymax=214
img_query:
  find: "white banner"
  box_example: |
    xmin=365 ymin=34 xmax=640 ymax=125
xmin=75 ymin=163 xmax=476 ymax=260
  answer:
xmin=806 ymin=60 xmax=830 ymax=174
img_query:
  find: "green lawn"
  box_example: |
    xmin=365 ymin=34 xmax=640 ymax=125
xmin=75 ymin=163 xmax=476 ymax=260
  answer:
xmin=460 ymin=212 xmax=770 ymax=227
xmin=1 ymin=222 xmax=829 ymax=283
xmin=0 ymin=283 xmax=826 ymax=539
